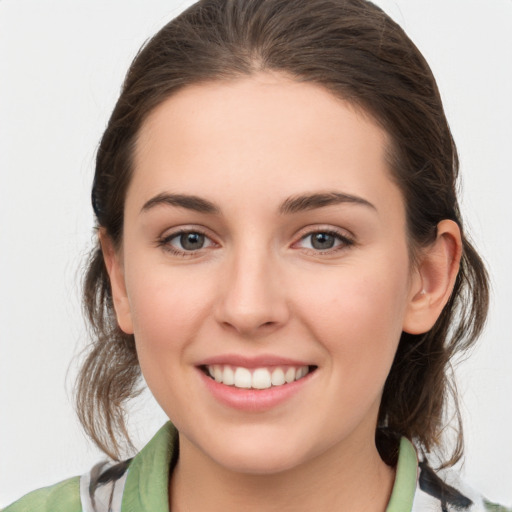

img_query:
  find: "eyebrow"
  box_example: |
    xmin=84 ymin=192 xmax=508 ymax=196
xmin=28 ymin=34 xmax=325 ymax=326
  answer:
xmin=141 ymin=193 xmax=220 ymax=214
xmin=140 ymin=191 xmax=376 ymax=216
xmin=279 ymin=192 xmax=376 ymax=215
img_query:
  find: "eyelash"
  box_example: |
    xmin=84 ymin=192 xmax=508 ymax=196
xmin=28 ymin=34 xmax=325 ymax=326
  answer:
xmin=157 ymin=228 xmax=355 ymax=257
xmin=157 ymin=229 xmax=216 ymax=257
xmin=294 ymin=229 xmax=355 ymax=254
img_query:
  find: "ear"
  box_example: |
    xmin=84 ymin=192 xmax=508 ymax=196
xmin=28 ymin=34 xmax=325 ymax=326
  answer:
xmin=403 ymin=220 xmax=462 ymax=335
xmin=99 ymin=229 xmax=134 ymax=335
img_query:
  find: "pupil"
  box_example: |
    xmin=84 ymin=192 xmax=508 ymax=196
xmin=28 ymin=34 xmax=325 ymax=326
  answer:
xmin=311 ymin=233 xmax=334 ymax=250
xmin=181 ymin=232 xmax=204 ymax=250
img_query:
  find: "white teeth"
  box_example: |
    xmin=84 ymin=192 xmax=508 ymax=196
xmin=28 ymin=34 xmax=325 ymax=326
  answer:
xmin=234 ymin=367 xmax=252 ymax=389
xmin=223 ymin=366 xmax=235 ymax=385
xmin=214 ymin=365 xmax=223 ymax=382
xmin=206 ymin=364 xmax=311 ymax=389
xmin=285 ymin=367 xmax=296 ymax=383
xmin=271 ymin=368 xmax=285 ymax=386
xmin=252 ymin=368 xmax=272 ymax=389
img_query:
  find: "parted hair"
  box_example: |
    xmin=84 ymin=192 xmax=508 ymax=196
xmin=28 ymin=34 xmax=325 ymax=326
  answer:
xmin=77 ymin=0 xmax=489 ymax=464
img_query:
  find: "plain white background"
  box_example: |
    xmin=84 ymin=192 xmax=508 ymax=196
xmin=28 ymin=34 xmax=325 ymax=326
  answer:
xmin=0 ymin=0 xmax=511 ymax=507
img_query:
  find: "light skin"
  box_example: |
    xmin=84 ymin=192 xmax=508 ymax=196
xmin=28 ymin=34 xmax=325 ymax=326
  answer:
xmin=102 ymin=72 xmax=462 ymax=512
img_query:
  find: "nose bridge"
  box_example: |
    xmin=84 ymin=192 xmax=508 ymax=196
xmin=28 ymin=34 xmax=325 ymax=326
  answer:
xmin=215 ymin=238 xmax=288 ymax=335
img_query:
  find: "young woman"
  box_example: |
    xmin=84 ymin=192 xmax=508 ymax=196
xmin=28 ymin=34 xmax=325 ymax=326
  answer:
xmin=3 ymin=0 xmax=510 ymax=511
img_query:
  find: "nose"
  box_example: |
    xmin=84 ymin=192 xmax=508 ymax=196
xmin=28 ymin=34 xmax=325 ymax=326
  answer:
xmin=214 ymin=247 xmax=290 ymax=337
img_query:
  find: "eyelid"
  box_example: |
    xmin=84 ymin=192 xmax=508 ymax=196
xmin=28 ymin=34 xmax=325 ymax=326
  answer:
xmin=157 ymin=225 xmax=219 ymax=257
xmin=292 ymin=225 xmax=356 ymax=253
xmin=156 ymin=224 xmax=355 ymax=257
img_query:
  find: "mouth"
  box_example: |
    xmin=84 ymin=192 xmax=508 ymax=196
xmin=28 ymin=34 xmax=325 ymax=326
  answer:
xmin=200 ymin=364 xmax=317 ymax=390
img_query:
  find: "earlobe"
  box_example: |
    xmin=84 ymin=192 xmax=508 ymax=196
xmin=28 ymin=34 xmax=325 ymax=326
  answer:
xmin=99 ymin=229 xmax=134 ymax=335
xmin=403 ymin=220 xmax=462 ymax=335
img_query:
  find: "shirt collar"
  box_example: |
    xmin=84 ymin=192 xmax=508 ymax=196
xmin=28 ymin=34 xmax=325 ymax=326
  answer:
xmin=121 ymin=422 xmax=418 ymax=512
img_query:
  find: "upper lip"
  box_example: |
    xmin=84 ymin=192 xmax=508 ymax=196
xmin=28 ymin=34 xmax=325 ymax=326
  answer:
xmin=196 ymin=354 xmax=314 ymax=368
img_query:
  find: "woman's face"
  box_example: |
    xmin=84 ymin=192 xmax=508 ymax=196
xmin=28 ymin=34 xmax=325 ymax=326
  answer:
xmin=109 ymin=72 xmax=424 ymax=474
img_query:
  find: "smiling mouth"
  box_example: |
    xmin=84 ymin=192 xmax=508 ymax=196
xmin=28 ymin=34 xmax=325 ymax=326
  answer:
xmin=200 ymin=364 xmax=317 ymax=390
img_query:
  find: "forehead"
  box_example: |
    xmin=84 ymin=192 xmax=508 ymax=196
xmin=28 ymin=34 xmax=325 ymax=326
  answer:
xmin=135 ymin=72 xmax=387 ymax=161
xmin=130 ymin=72 xmax=402 ymax=217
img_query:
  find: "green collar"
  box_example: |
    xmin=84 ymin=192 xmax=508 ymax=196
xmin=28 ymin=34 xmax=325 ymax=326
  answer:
xmin=121 ymin=423 xmax=177 ymax=511
xmin=386 ymin=437 xmax=418 ymax=512
xmin=121 ymin=423 xmax=418 ymax=512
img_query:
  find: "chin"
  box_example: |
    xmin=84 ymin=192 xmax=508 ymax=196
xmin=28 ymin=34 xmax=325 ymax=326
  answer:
xmin=216 ymin=448 xmax=305 ymax=475
xmin=199 ymin=431 xmax=318 ymax=476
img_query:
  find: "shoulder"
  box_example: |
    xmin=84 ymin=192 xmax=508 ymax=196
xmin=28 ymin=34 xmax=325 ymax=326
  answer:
xmin=2 ymin=423 xmax=176 ymax=512
xmin=2 ymin=476 xmax=81 ymax=512
xmin=413 ymin=461 xmax=511 ymax=512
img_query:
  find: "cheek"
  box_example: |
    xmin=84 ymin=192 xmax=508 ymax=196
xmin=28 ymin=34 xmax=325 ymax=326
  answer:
xmin=124 ymin=265 xmax=214 ymax=389
xmin=293 ymin=260 xmax=410 ymax=378
xmin=124 ymin=269 xmax=211 ymax=412
xmin=127 ymin=265 xmax=206 ymax=336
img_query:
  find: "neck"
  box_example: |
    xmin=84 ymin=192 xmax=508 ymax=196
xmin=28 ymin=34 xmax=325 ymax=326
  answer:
xmin=169 ymin=432 xmax=396 ymax=512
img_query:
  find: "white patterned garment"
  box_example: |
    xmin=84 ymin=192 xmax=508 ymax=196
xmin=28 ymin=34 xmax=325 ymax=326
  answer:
xmin=79 ymin=459 xmax=509 ymax=512
xmin=76 ymin=424 xmax=510 ymax=512
xmin=80 ymin=461 xmax=129 ymax=512
xmin=411 ymin=462 xmax=509 ymax=512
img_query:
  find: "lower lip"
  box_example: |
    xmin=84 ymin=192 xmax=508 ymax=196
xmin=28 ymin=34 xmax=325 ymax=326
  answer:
xmin=198 ymin=369 xmax=314 ymax=412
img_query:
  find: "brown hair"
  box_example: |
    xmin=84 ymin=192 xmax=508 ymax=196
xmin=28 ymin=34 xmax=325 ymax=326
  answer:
xmin=77 ymin=0 xmax=489 ymax=464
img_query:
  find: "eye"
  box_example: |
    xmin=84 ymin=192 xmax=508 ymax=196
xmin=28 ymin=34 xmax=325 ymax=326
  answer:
xmin=175 ymin=232 xmax=207 ymax=251
xmin=296 ymin=230 xmax=354 ymax=253
xmin=159 ymin=229 xmax=216 ymax=255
